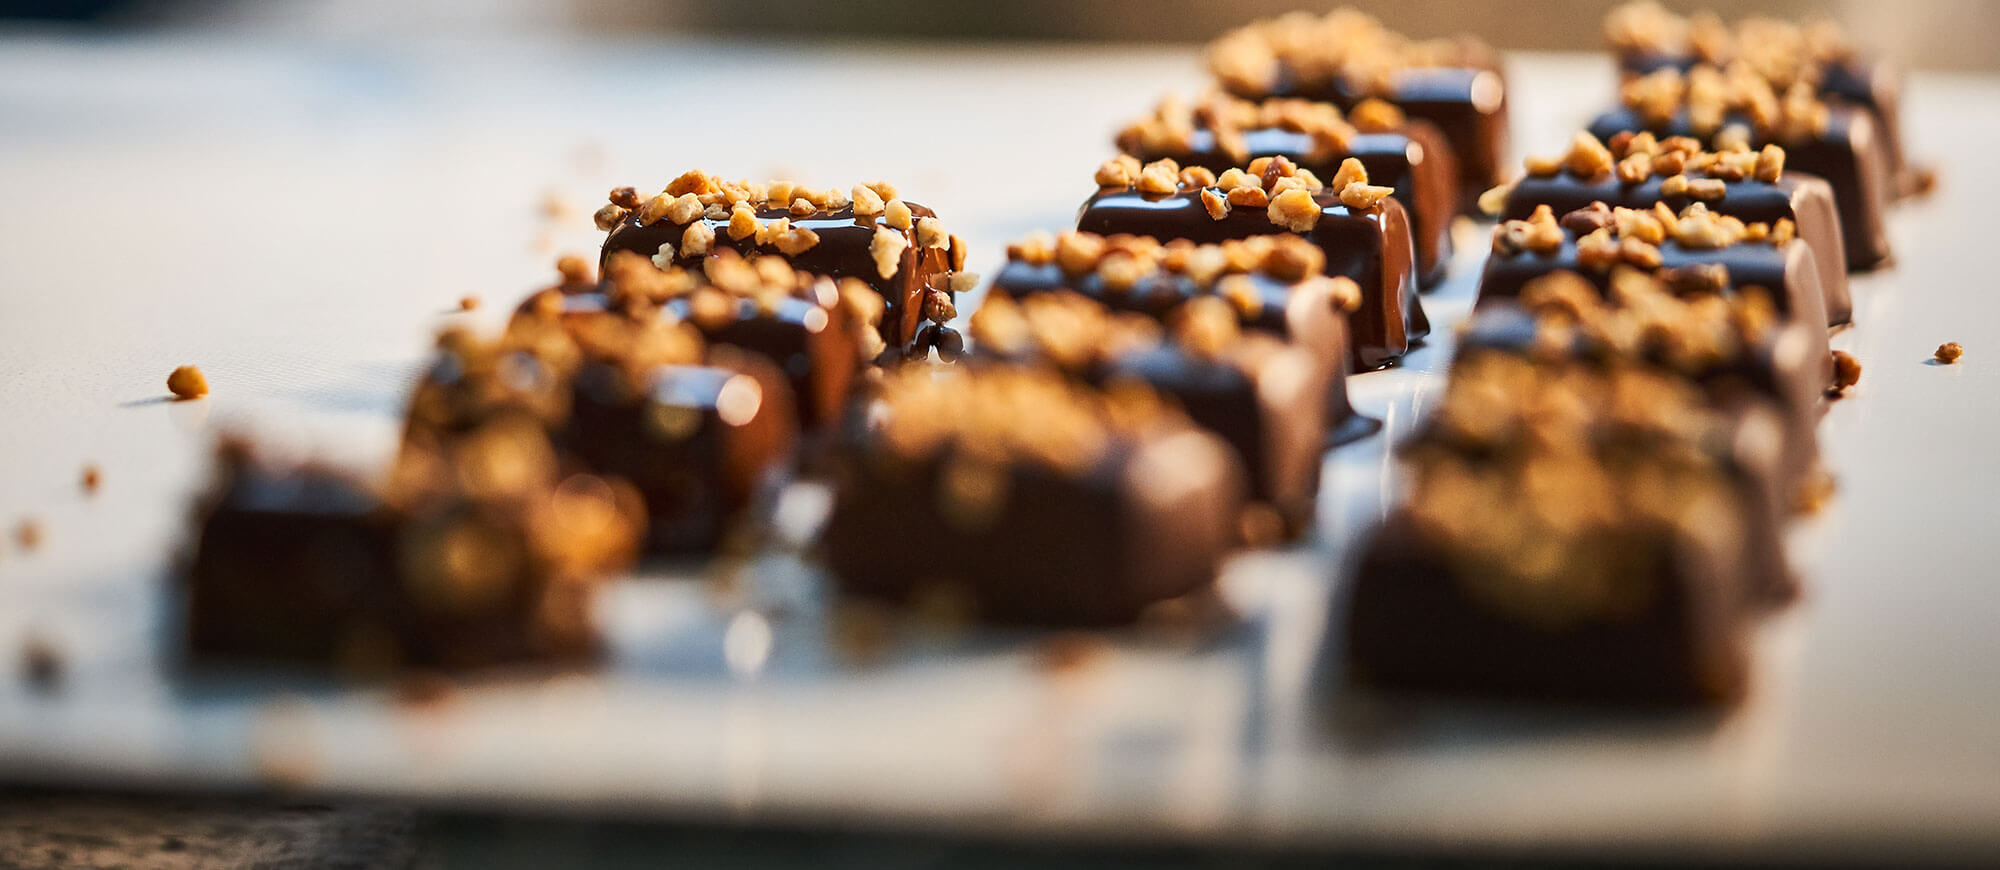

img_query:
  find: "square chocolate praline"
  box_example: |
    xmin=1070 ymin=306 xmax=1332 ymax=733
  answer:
xmin=565 ymin=354 xmax=797 ymax=553
xmin=989 ymin=261 xmax=1378 ymax=446
xmin=1502 ymin=170 xmax=1853 ymax=325
xmin=602 ymin=204 xmax=954 ymax=355
xmin=1075 ymin=190 xmax=1427 ymax=370
xmin=1135 ymin=125 xmax=1460 ymax=288
xmin=1587 ymin=106 xmax=1893 ymax=271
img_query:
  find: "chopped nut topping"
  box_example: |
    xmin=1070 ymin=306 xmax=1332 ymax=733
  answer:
xmin=1349 ymin=97 xmax=1406 ymax=132
xmin=1477 ymin=183 xmax=1513 ymax=216
xmin=727 ymin=204 xmax=759 ymax=240
xmin=1615 ymin=153 xmax=1653 ymax=185
xmin=851 ymin=184 xmax=886 ymax=216
xmin=608 ymin=186 xmax=641 ymax=209
xmin=922 ymin=288 xmax=956 ymax=324
xmin=1560 ymin=202 xmax=1614 ymax=235
xmin=1098 ymin=251 xmax=1153 ymax=292
xmin=635 ymin=194 xmax=673 ymax=226
xmin=1267 ymin=188 xmax=1321 ymax=233
xmin=1564 ymin=131 xmax=1615 ymax=179
xmin=1137 ymin=160 xmax=1181 ymax=195
xmin=1329 ymin=157 xmax=1369 ymax=191
xmin=949 ymin=234 xmax=969 ymax=272
xmin=915 ymin=216 xmax=948 ymax=249
xmin=1095 ymin=157 xmax=1135 ymax=188
xmin=1754 ymin=144 xmax=1786 ymax=182
xmin=773 ymin=225 xmax=821 ymax=256
xmin=555 ymin=254 xmax=595 ymax=286
xmin=1575 ymin=228 xmax=1621 ymax=272
xmin=1055 ymin=232 xmax=1107 ymax=275
xmin=1205 ymin=8 xmax=1498 ymax=99
xmin=949 ymin=271 xmax=980 ymax=294
xmin=1339 ymin=183 xmax=1394 ymax=210
xmin=1770 ymin=217 xmax=1796 ymax=246
xmin=1686 ymin=178 xmax=1728 ymax=200
xmin=1936 ymin=342 xmax=1965 ymax=364
xmin=1180 ymin=166 xmax=1218 ymax=189
xmin=1007 ymin=231 xmax=1056 ymax=267
xmin=885 ymin=199 xmax=914 ymax=231
xmin=1524 ymin=155 xmax=1564 ymax=178
xmin=1619 ymin=237 xmax=1663 ymax=268
xmin=1227 ymin=186 xmax=1270 ymax=208
xmin=659 ymin=193 xmax=702 ymax=225
xmin=1199 ymin=187 xmax=1232 ymax=220
xmin=866 ymin=180 xmax=899 ymax=202
xmin=167 ymin=365 xmax=208 ymax=399
xmin=593 ymin=204 xmax=630 ymax=231
xmin=870 ymin=227 xmax=909 ymax=280
xmin=681 ymin=222 xmax=715 ymax=258
xmin=788 ymin=197 xmax=816 ymax=216
xmin=651 ymin=242 xmax=676 ymax=270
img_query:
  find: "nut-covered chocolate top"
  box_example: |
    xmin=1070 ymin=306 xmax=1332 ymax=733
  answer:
xmin=1205 ymin=8 xmax=1498 ymax=99
xmin=864 ymin=365 xmax=1187 ymax=475
xmin=1403 ymin=343 xmax=1749 ymax=627
xmin=1617 ymin=64 xmax=1831 ymax=143
xmin=1003 ymin=230 xmax=1358 ymax=305
xmin=1503 ymin=266 xmax=1782 ymax=376
xmin=1492 ymin=200 xmax=1796 ymax=269
xmin=1093 ymin=153 xmax=1396 ymax=232
xmin=1605 ymin=1 xmax=1857 ymax=81
xmin=1115 ymin=92 xmax=1410 ymax=167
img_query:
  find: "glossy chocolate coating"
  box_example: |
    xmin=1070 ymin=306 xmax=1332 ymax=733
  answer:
xmin=1503 ymin=170 xmax=1852 ymax=326
xmin=1343 ymin=511 xmax=1752 ymax=706
xmin=662 ymin=295 xmax=861 ymax=433
xmin=601 ymin=203 xmax=952 ymax=355
xmin=823 ymin=429 xmax=1245 ymax=626
xmin=183 ymin=460 xmax=600 ymax=672
xmin=1137 ymin=126 xmax=1460 ymax=288
xmin=1456 ymin=305 xmax=1819 ymax=603
xmin=1588 ymin=106 xmax=1892 ymax=270
xmin=1228 ymin=66 xmax=1510 ymax=212
xmin=1075 ymin=190 xmax=1426 ymax=370
xmin=989 ymin=260 xmax=1379 ymax=447
xmin=1477 ymin=229 xmax=1834 ymax=371
xmin=565 ymin=356 xmax=796 ymax=553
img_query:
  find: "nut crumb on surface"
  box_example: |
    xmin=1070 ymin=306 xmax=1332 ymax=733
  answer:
xmin=1830 ymin=350 xmax=1862 ymax=394
xmin=458 ymin=296 xmax=480 ymax=311
xmin=1936 ymin=342 xmax=1964 ymax=364
xmin=81 ymin=465 xmax=101 ymax=493
xmin=167 ymin=365 xmax=208 ymax=400
xmin=15 ymin=518 xmax=42 ymax=551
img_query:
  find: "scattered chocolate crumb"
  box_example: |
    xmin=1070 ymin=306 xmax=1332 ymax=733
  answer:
xmin=1936 ymin=342 xmax=1964 ymax=364
xmin=1830 ymin=350 xmax=1862 ymax=395
xmin=167 ymin=365 xmax=208 ymax=400
xmin=1033 ymin=631 xmax=1108 ymax=675
xmin=21 ymin=636 xmax=61 ymax=693
xmin=81 ymin=464 xmax=101 ymax=494
xmin=458 ymin=296 xmax=480 ymax=312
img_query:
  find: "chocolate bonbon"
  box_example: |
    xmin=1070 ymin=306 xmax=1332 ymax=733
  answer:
xmin=1078 ymin=155 xmax=1425 ymax=369
xmin=970 ymin=289 xmax=1326 ymax=539
xmin=822 ymin=366 xmax=1245 ymax=626
xmin=596 ymin=172 xmax=972 ymax=359
xmin=1587 ymin=65 xmax=1893 ymax=270
xmin=988 ymin=230 xmax=1378 ymax=447
xmin=184 ymin=426 xmax=644 ymax=673
xmin=1342 ymin=347 xmax=1781 ymax=706
xmin=1205 ymin=8 xmax=1509 ymax=210
xmin=1117 ymin=92 xmax=1459 ymax=287
xmin=1492 ymin=133 xmax=1851 ymax=325
xmin=1477 ymin=201 xmax=1834 ymax=371
xmin=1604 ymin=2 xmax=1920 ymax=197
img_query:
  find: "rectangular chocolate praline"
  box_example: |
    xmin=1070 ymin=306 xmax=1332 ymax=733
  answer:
xmin=1075 ymin=190 xmax=1426 ymax=370
xmin=1502 ymin=169 xmax=1852 ymax=325
xmin=603 ymin=203 xmax=954 ymax=356
xmin=565 ymin=355 xmax=797 ymax=553
xmin=1587 ymin=106 xmax=1892 ymax=270
xmin=1230 ymin=67 xmax=1509 ymax=212
xmin=663 ymin=294 xmax=862 ymax=433
xmin=989 ymin=260 xmax=1376 ymax=446
xmin=823 ymin=371 xmax=1245 ymax=626
xmin=1619 ymin=52 xmax=1914 ymax=198
xmin=1135 ymin=126 xmax=1459 ymax=288
xmin=1345 ymin=511 xmax=1752 ymax=705
xmin=1477 ymin=226 xmax=1833 ymax=365
xmin=1456 ymin=305 xmax=1813 ymax=603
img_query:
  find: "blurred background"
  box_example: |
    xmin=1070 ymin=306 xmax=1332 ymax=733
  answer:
xmin=4 ymin=0 xmax=1998 ymax=71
